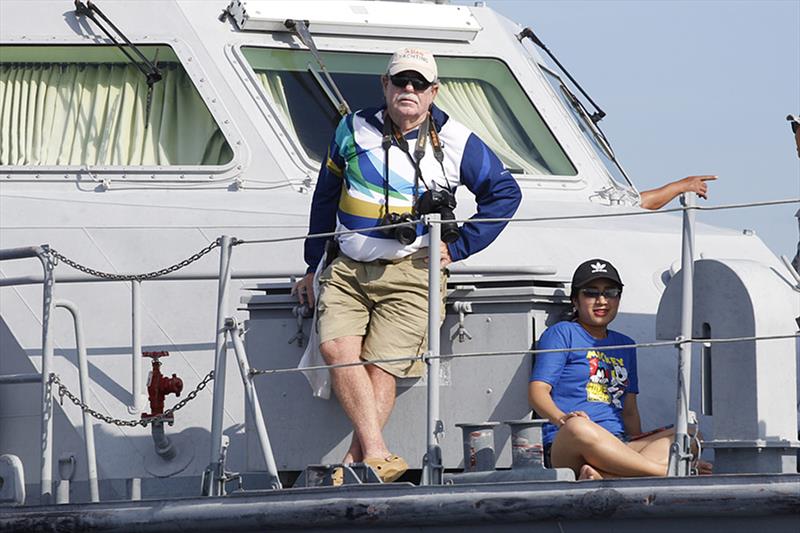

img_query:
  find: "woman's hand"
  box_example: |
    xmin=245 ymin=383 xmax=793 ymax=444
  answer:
xmin=558 ymin=411 xmax=589 ymax=427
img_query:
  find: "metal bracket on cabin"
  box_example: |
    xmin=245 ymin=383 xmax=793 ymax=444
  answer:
xmin=284 ymin=18 xmax=351 ymax=116
xmin=450 ymin=301 xmax=473 ymax=343
xmin=74 ymin=1 xmax=163 ymax=124
xmin=517 ymin=27 xmax=604 ymax=124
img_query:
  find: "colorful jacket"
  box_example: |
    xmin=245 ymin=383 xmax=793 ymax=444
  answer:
xmin=304 ymin=104 xmax=521 ymax=272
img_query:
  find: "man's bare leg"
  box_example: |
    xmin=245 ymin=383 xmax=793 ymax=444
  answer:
xmin=551 ymin=417 xmax=667 ymax=478
xmin=320 ymin=336 xmax=391 ymax=462
xmin=342 ymin=364 xmax=397 ymax=463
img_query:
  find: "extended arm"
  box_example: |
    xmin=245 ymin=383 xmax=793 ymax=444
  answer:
xmin=639 ymin=175 xmax=717 ymax=210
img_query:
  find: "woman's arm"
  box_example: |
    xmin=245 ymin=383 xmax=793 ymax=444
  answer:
xmin=621 ymin=392 xmax=642 ymax=436
xmin=529 ymin=381 xmax=588 ymax=427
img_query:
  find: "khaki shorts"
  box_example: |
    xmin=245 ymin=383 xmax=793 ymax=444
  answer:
xmin=316 ymin=250 xmax=447 ymax=378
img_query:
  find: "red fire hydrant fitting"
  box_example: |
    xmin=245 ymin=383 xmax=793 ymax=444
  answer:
xmin=141 ymin=351 xmax=183 ymax=424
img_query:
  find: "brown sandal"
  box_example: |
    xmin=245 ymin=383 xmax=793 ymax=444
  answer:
xmin=365 ymin=455 xmax=408 ymax=483
xmin=331 ymin=466 xmax=344 ymax=486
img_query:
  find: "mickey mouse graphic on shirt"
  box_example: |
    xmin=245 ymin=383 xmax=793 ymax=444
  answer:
xmin=585 ymin=350 xmax=629 ymax=408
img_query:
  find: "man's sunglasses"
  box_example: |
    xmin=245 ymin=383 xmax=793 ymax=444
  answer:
xmin=390 ymin=74 xmax=432 ymax=92
xmin=579 ymin=287 xmax=622 ymax=299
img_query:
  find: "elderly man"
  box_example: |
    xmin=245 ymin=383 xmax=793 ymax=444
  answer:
xmin=293 ymin=47 xmax=521 ymax=482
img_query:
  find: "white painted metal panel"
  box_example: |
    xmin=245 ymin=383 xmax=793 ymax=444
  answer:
xmin=229 ymin=0 xmax=482 ymax=41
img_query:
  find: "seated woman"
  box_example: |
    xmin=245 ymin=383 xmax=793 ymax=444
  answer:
xmin=529 ymin=259 xmax=709 ymax=480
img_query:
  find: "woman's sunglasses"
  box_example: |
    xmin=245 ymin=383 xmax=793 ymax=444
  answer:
xmin=390 ymin=74 xmax=432 ymax=92
xmin=579 ymin=287 xmax=622 ymax=299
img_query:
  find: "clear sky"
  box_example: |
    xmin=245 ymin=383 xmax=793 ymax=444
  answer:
xmin=481 ymin=0 xmax=800 ymax=258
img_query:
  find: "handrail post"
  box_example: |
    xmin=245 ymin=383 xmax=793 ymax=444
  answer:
xmin=129 ymin=280 xmax=145 ymax=414
xmin=227 ymin=318 xmax=282 ymax=489
xmin=668 ymin=193 xmax=696 ymax=476
xmin=421 ymin=215 xmax=443 ymax=485
xmin=54 ymin=300 xmax=99 ymax=502
xmin=205 ymin=236 xmax=234 ymax=496
xmin=37 ymin=246 xmax=56 ymax=504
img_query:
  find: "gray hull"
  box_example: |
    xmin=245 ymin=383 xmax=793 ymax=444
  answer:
xmin=2 ymin=474 xmax=799 ymax=532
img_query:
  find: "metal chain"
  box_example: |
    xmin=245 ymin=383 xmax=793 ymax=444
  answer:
xmin=48 ymin=371 xmax=214 ymax=427
xmin=43 ymin=238 xmax=234 ymax=282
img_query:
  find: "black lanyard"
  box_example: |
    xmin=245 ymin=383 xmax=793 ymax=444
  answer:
xmin=381 ymin=111 xmax=450 ymax=217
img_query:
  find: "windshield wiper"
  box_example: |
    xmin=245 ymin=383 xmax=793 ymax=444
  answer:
xmin=74 ymin=0 xmax=162 ymax=124
xmin=518 ymin=27 xmax=605 ymax=124
xmin=557 ymin=76 xmax=638 ymax=194
xmin=284 ymin=19 xmax=351 ymax=117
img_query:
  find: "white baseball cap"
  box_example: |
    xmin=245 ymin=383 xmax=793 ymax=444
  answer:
xmin=386 ymin=47 xmax=438 ymax=83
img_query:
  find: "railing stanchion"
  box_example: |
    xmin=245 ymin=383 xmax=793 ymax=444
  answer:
xmin=205 ymin=236 xmax=234 ymax=496
xmin=668 ymin=193 xmax=696 ymax=476
xmin=227 ymin=318 xmax=282 ymax=489
xmin=55 ymin=300 xmax=99 ymax=502
xmin=130 ymin=280 xmax=145 ymax=413
xmin=37 ymin=246 xmax=56 ymax=504
xmin=421 ymin=215 xmax=443 ymax=485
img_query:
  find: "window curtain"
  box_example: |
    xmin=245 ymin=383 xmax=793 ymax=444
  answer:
xmin=437 ymin=79 xmax=548 ymax=175
xmin=254 ymin=70 xmax=306 ymax=156
xmin=0 ymin=63 xmax=232 ymax=166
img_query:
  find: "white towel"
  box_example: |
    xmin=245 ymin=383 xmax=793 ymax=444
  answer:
xmin=298 ymin=254 xmax=331 ymax=399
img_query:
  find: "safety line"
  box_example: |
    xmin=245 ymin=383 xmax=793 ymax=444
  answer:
xmin=249 ymin=332 xmax=800 ymax=377
xmin=238 ymin=197 xmax=800 ymax=246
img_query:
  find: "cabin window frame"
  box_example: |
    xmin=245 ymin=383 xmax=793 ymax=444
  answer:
xmin=536 ymin=64 xmax=637 ymax=198
xmin=0 ymin=41 xmax=244 ymax=182
xmin=229 ymin=43 xmax=582 ymax=182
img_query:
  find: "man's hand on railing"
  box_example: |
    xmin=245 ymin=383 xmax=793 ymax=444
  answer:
xmin=424 ymin=242 xmax=453 ymax=269
xmin=292 ymin=272 xmax=315 ymax=308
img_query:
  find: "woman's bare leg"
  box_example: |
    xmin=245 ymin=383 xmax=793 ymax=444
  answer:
xmin=578 ymin=464 xmax=617 ymax=480
xmin=628 ymin=427 xmax=713 ymax=474
xmin=551 ymin=417 xmax=667 ymax=478
xmin=628 ymin=428 xmax=673 ymax=468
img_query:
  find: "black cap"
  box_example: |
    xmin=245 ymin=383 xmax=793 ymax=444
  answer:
xmin=571 ymin=259 xmax=623 ymax=290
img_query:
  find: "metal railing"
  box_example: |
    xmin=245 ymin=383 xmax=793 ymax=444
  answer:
xmin=0 ymin=246 xmax=56 ymax=504
xmin=1 ymin=194 xmax=798 ymax=501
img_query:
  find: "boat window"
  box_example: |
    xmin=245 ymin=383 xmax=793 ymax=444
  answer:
xmin=240 ymin=47 xmax=576 ymax=176
xmin=0 ymin=45 xmax=233 ymax=167
xmin=541 ymin=68 xmax=631 ymax=188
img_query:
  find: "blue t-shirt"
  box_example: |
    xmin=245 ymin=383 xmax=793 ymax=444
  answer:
xmin=530 ymin=321 xmax=639 ymax=445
